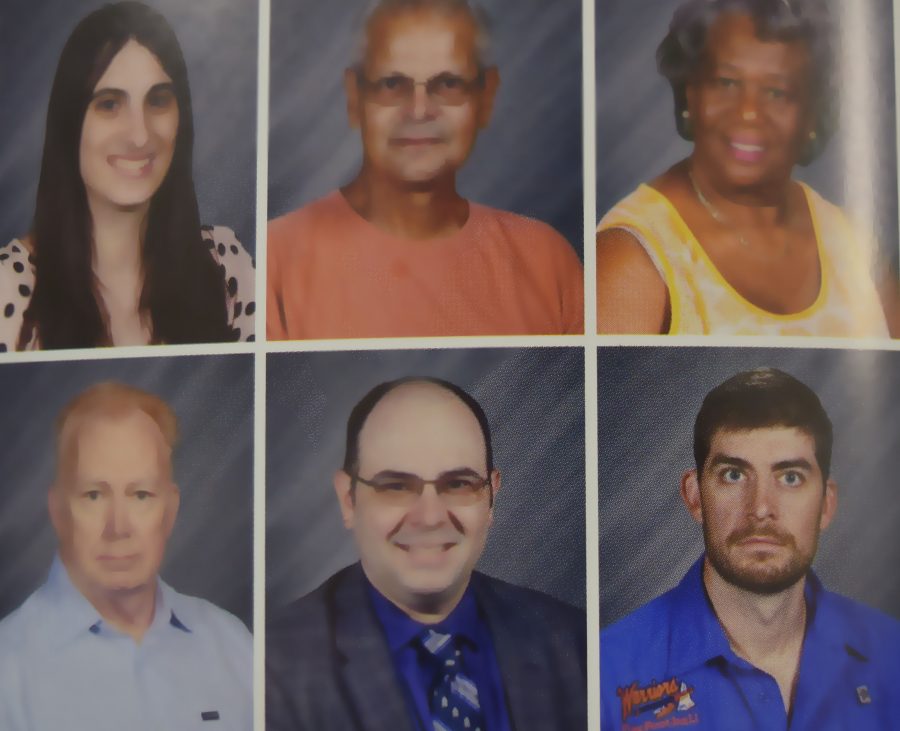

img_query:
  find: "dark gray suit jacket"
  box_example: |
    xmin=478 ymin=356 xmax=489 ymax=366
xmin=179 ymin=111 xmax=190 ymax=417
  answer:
xmin=266 ymin=563 xmax=586 ymax=731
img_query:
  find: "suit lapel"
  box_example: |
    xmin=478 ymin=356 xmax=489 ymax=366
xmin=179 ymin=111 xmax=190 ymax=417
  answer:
xmin=474 ymin=573 xmax=564 ymax=731
xmin=333 ymin=565 xmax=417 ymax=731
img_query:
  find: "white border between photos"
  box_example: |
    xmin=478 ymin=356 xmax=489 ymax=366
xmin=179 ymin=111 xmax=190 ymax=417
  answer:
xmin=254 ymin=0 xmax=271 ymax=729
xmin=583 ymin=0 xmax=600 ymax=728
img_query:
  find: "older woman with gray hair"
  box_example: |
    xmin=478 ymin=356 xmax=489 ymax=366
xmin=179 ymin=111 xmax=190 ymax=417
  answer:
xmin=596 ymin=0 xmax=899 ymax=336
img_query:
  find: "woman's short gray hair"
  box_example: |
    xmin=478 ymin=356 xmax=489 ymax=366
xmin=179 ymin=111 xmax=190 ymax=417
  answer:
xmin=352 ymin=0 xmax=494 ymax=69
xmin=657 ymin=0 xmax=835 ymax=164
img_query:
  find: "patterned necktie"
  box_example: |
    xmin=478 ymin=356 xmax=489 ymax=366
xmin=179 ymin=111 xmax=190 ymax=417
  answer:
xmin=420 ymin=628 xmax=486 ymax=731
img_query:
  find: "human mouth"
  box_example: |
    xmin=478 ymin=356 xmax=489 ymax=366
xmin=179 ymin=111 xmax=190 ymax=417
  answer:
xmin=97 ymin=553 xmax=139 ymax=569
xmin=728 ymin=139 xmax=765 ymax=163
xmin=392 ymin=137 xmax=442 ymax=146
xmin=109 ymin=154 xmax=155 ymax=177
xmin=395 ymin=541 xmax=456 ymax=565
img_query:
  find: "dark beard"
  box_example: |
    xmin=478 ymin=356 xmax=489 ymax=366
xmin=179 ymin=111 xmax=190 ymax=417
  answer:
xmin=703 ymin=522 xmax=815 ymax=595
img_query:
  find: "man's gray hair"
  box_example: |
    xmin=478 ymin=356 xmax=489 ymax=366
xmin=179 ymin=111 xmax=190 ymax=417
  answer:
xmin=351 ymin=0 xmax=494 ymax=69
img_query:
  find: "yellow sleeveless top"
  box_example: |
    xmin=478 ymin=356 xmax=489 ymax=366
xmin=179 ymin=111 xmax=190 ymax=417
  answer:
xmin=599 ymin=184 xmax=889 ymax=337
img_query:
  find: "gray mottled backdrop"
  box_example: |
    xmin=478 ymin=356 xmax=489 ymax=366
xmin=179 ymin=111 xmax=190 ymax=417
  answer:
xmin=0 ymin=354 xmax=254 ymax=627
xmin=598 ymin=346 xmax=900 ymax=628
xmin=596 ymin=0 xmax=899 ymax=270
xmin=266 ymin=347 xmax=585 ymax=614
xmin=0 ymin=0 xmax=258 ymax=253
xmin=268 ymin=0 xmax=584 ymax=257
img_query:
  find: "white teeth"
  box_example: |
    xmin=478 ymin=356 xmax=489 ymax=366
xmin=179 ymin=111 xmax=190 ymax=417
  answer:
xmin=114 ymin=157 xmax=151 ymax=171
xmin=732 ymin=142 xmax=763 ymax=152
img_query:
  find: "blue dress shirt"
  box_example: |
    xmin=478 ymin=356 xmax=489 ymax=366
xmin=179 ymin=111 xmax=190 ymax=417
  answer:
xmin=600 ymin=556 xmax=900 ymax=730
xmin=0 ymin=556 xmax=252 ymax=731
xmin=368 ymin=581 xmax=513 ymax=731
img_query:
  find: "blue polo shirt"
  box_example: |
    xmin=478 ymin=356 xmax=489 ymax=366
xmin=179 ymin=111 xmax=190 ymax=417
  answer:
xmin=368 ymin=581 xmax=512 ymax=731
xmin=601 ymin=557 xmax=900 ymax=730
xmin=0 ymin=556 xmax=252 ymax=731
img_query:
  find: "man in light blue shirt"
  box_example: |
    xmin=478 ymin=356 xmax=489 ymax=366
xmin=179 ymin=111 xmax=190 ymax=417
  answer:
xmin=0 ymin=382 xmax=252 ymax=731
xmin=601 ymin=368 xmax=900 ymax=730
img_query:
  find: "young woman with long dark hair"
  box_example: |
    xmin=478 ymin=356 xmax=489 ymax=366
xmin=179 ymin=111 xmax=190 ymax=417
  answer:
xmin=0 ymin=1 xmax=254 ymax=350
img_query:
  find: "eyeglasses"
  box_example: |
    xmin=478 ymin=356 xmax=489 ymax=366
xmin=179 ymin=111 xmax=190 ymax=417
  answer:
xmin=351 ymin=470 xmax=491 ymax=507
xmin=355 ymin=70 xmax=485 ymax=107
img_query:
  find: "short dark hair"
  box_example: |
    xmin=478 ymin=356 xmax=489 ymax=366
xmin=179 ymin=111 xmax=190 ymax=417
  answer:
xmin=342 ymin=376 xmax=493 ymax=476
xmin=657 ymin=0 xmax=835 ymax=164
xmin=694 ymin=368 xmax=833 ymax=480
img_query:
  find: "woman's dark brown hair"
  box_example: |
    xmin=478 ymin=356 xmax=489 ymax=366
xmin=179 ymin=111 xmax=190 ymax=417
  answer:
xmin=22 ymin=1 xmax=232 ymax=349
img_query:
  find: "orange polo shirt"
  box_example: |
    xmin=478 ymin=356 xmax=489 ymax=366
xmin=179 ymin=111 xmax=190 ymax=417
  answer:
xmin=267 ymin=192 xmax=584 ymax=339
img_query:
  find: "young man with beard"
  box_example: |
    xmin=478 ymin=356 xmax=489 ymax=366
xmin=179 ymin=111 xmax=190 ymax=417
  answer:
xmin=600 ymin=368 xmax=900 ymax=731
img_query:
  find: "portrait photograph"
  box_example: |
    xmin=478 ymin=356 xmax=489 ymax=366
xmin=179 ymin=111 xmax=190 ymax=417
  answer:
xmin=269 ymin=0 xmax=583 ymax=253
xmin=0 ymin=353 xmax=254 ymax=626
xmin=597 ymin=345 xmax=900 ymax=729
xmin=595 ymin=0 xmax=900 ymax=336
xmin=0 ymin=0 xmax=258 ymax=350
xmin=267 ymin=346 xmax=585 ymax=610
xmin=598 ymin=345 xmax=900 ymax=626
xmin=266 ymin=0 xmax=585 ymax=340
xmin=266 ymin=346 xmax=587 ymax=730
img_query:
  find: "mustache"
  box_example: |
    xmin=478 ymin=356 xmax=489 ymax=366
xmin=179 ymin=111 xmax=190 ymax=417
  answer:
xmin=727 ymin=524 xmax=796 ymax=547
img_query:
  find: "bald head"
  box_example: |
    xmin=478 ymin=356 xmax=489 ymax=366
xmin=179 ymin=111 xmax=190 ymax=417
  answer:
xmin=359 ymin=381 xmax=489 ymax=481
xmin=343 ymin=377 xmax=492 ymax=477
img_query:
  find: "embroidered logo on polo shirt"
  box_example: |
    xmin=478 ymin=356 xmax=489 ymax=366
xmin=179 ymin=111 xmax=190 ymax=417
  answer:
xmin=617 ymin=677 xmax=700 ymax=729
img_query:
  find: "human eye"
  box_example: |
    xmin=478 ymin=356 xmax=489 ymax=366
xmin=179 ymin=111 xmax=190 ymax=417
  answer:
xmin=377 ymin=75 xmax=408 ymax=91
xmin=372 ymin=476 xmax=414 ymax=493
xmin=715 ymin=76 xmax=739 ymax=89
xmin=146 ymin=86 xmax=176 ymax=111
xmin=92 ymin=93 xmax=121 ymax=114
xmin=134 ymin=490 xmax=155 ymax=501
xmin=718 ymin=467 xmax=745 ymax=484
xmin=778 ymin=470 xmax=806 ymax=487
xmin=434 ymin=74 xmax=465 ymax=91
xmin=440 ymin=474 xmax=481 ymax=493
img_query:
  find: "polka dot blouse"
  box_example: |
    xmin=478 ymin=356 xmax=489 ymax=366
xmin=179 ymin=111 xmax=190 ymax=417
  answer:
xmin=0 ymin=226 xmax=256 ymax=351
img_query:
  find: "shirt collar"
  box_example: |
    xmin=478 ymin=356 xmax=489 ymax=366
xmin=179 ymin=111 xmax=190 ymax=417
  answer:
xmin=40 ymin=555 xmax=192 ymax=646
xmin=667 ymin=555 xmax=828 ymax=675
xmin=366 ymin=578 xmax=481 ymax=653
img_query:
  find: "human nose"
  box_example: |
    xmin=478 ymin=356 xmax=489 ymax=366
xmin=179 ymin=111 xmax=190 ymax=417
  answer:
xmin=125 ymin=105 xmax=151 ymax=148
xmin=407 ymin=82 xmax=437 ymax=120
xmin=408 ymin=482 xmax=448 ymax=525
xmin=102 ymin=496 xmax=132 ymax=539
xmin=739 ymin=86 xmax=760 ymax=123
xmin=747 ymin=477 xmax=777 ymax=520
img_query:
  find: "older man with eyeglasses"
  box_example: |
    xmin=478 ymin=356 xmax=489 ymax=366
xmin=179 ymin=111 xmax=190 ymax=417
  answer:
xmin=266 ymin=0 xmax=584 ymax=340
xmin=266 ymin=377 xmax=586 ymax=731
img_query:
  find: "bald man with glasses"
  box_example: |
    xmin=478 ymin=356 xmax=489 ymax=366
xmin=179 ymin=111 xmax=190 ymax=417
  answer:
xmin=266 ymin=377 xmax=586 ymax=731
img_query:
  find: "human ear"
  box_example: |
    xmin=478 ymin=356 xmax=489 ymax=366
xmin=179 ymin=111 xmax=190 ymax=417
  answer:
xmin=48 ymin=485 xmax=64 ymax=536
xmin=164 ymin=482 xmax=181 ymax=537
xmin=476 ymin=67 xmax=499 ymax=128
xmin=819 ymin=478 xmax=838 ymax=532
xmin=680 ymin=469 xmax=703 ymax=525
xmin=487 ymin=469 xmax=501 ymax=517
xmin=333 ymin=470 xmax=356 ymax=529
xmin=344 ymin=68 xmax=361 ymax=129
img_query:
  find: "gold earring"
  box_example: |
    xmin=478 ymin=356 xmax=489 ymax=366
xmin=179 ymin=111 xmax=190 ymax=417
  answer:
xmin=809 ymin=130 xmax=817 ymax=140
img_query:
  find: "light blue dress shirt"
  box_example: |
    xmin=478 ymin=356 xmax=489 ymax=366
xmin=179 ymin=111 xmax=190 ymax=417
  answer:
xmin=600 ymin=556 xmax=900 ymax=730
xmin=0 ymin=557 xmax=252 ymax=731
